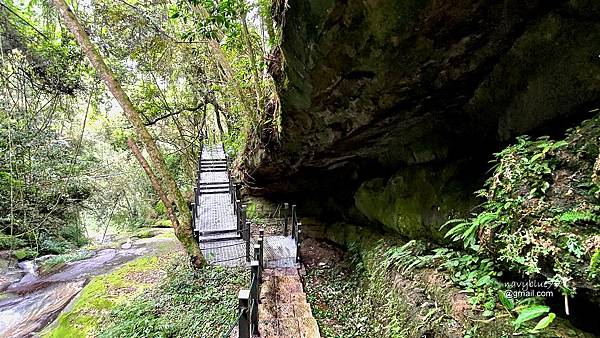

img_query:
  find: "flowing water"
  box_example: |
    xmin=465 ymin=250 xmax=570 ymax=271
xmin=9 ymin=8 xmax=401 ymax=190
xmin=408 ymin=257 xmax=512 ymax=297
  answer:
xmin=0 ymin=231 xmax=175 ymax=337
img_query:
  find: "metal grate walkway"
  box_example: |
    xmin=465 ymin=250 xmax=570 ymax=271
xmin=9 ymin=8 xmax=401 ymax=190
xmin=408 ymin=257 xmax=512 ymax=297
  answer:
xmin=194 ymin=144 xmax=297 ymax=267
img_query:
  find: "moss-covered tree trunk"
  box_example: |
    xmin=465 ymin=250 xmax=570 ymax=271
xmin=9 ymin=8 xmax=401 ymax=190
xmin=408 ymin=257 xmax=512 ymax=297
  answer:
xmin=52 ymin=0 xmax=205 ymax=267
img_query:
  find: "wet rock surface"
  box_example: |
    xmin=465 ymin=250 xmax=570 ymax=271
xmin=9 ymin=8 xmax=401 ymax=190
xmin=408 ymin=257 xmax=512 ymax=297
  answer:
xmin=0 ymin=229 xmax=176 ymax=337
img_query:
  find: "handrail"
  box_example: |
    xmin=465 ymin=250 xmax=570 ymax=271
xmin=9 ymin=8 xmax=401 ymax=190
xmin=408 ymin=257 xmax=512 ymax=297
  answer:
xmin=193 ymin=134 xmax=240 ymax=246
xmin=191 ymin=131 xmax=204 ymax=242
xmin=289 ymin=204 xmax=302 ymax=263
xmin=220 ymin=202 xmax=303 ymax=338
xmin=220 ymin=236 xmax=264 ymax=338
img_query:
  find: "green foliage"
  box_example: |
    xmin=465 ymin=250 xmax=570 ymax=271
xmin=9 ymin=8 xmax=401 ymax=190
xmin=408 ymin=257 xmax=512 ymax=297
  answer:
xmin=0 ymin=235 xmax=26 ymax=250
xmin=589 ymin=250 xmax=600 ymax=279
xmin=0 ymin=8 xmax=94 ymax=255
xmin=498 ymin=290 xmax=514 ymax=310
xmin=532 ymin=312 xmax=556 ymax=332
xmin=13 ymin=248 xmax=37 ymax=260
xmin=384 ymin=240 xmax=432 ymax=274
xmin=245 ymin=201 xmax=257 ymax=219
xmin=514 ymin=305 xmax=550 ymax=329
xmin=305 ymin=260 xmax=399 ymax=337
xmin=559 ymin=210 xmax=600 ymax=224
xmin=44 ymin=256 xmax=163 ymax=338
xmin=443 ymin=211 xmax=498 ymax=249
xmin=98 ymin=258 xmax=247 ymax=337
xmin=508 ymin=303 xmax=556 ymax=334
xmin=383 ymin=241 xmax=561 ymax=334
xmin=442 ymin=115 xmax=600 ymax=296
xmin=154 ymin=200 xmax=167 ymax=216
xmin=383 ymin=241 xmax=501 ymax=311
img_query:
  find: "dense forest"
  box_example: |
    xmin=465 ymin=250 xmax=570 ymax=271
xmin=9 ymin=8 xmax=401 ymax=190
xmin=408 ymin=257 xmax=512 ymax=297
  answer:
xmin=0 ymin=0 xmax=269 ymax=256
xmin=1 ymin=0 xmax=600 ymax=337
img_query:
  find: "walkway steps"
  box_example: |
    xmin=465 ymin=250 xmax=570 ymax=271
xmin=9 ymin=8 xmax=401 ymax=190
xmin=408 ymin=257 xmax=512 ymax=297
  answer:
xmin=195 ymin=144 xmax=246 ymax=263
xmin=195 ymin=143 xmax=320 ymax=337
xmin=198 ymin=183 xmax=229 ymax=190
xmin=200 ymin=168 xmax=228 ymax=173
xmin=198 ymin=233 xmax=240 ymax=243
xmin=198 ymin=181 xmax=229 ymax=186
xmin=198 ymin=229 xmax=238 ymax=236
xmin=258 ymin=268 xmax=320 ymax=338
xmin=197 ymin=188 xmax=230 ymax=194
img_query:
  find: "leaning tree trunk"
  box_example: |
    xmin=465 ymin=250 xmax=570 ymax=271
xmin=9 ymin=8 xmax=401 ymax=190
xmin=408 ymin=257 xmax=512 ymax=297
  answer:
xmin=128 ymin=140 xmax=184 ymax=236
xmin=52 ymin=0 xmax=205 ymax=267
xmin=240 ymin=10 xmax=262 ymax=111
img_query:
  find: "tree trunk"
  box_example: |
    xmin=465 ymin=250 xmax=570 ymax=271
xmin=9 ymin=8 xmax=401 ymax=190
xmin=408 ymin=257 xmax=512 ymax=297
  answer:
xmin=127 ymin=139 xmax=204 ymax=266
xmin=52 ymin=0 xmax=204 ymax=267
xmin=214 ymin=106 xmax=225 ymax=140
xmin=240 ymin=11 xmax=262 ymax=111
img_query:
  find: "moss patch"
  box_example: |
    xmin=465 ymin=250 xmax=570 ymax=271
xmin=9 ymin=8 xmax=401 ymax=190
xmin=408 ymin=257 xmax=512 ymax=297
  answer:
xmin=43 ymin=256 xmax=163 ymax=338
xmin=152 ymin=219 xmax=172 ymax=228
xmin=354 ymin=163 xmax=476 ymax=241
xmin=98 ymin=258 xmax=247 ymax=337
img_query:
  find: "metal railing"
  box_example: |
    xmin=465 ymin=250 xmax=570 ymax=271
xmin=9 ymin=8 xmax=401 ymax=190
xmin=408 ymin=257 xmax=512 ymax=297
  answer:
xmin=282 ymin=203 xmax=302 ymax=263
xmin=221 ymin=234 xmax=264 ymax=338
xmin=216 ymin=204 xmax=304 ymax=337
xmin=192 ymin=131 xmax=204 ymax=242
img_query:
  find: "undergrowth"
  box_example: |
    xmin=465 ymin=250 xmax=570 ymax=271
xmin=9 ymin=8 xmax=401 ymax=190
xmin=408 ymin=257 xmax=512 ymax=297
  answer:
xmin=305 ymin=258 xmax=397 ymax=337
xmin=384 ymin=240 xmax=558 ymax=335
xmin=306 ymin=242 xmax=495 ymax=337
xmin=98 ymin=258 xmax=247 ymax=337
xmin=45 ymin=252 xmax=248 ymax=338
xmin=444 ymin=115 xmax=600 ymax=297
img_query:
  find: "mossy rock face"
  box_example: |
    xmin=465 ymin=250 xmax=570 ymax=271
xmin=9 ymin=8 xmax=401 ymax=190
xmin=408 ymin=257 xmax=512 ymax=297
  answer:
xmin=467 ymin=14 xmax=600 ymax=140
xmin=244 ymin=0 xmax=600 ymax=199
xmin=354 ymin=163 xmax=476 ymax=241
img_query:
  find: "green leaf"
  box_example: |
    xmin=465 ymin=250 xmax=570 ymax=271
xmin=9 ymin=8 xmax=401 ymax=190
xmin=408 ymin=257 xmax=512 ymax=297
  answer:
xmin=498 ymin=291 xmax=514 ymax=310
xmin=483 ymin=309 xmax=495 ymax=317
xmin=530 ymin=152 xmax=543 ymax=162
xmin=475 ymin=275 xmax=491 ymax=287
xmin=514 ymin=305 xmax=549 ymax=328
xmin=531 ymin=313 xmax=556 ymax=332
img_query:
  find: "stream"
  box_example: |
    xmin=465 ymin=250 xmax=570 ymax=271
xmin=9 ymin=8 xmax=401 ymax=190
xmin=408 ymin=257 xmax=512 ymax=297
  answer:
xmin=0 ymin=230 xmax=175 ymax=337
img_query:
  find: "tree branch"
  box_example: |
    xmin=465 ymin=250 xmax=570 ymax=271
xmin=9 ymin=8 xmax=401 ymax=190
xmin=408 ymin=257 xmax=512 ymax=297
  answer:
xmin=143 ymin=102 xmax=205 ymax=126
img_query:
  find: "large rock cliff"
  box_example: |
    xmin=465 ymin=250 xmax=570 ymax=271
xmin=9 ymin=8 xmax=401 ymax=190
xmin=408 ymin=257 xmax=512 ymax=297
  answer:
xmin=244 ymin=0 xmax=600 ymax=199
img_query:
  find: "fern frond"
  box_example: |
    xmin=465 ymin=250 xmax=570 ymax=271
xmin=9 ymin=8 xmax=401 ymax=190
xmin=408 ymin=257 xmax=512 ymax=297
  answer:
xmin=559 ymin=211 xmax=600 ymax=224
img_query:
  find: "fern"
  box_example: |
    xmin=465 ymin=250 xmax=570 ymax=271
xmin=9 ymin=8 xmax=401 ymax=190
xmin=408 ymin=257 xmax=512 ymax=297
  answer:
xmin=558 ymin=211 xmax=600 ymax=224
xmin=589 ymin=250 xmax=600 ymax=280
xmin=384 ymin=240 xmax=432 ymax=274
xmin=442 ymin=212 xmax=498 ymax=249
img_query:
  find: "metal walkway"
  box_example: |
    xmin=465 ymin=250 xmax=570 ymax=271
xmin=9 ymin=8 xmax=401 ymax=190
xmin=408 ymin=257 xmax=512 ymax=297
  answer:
xmin=193 ymin=143 xmax=297 ymax=268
